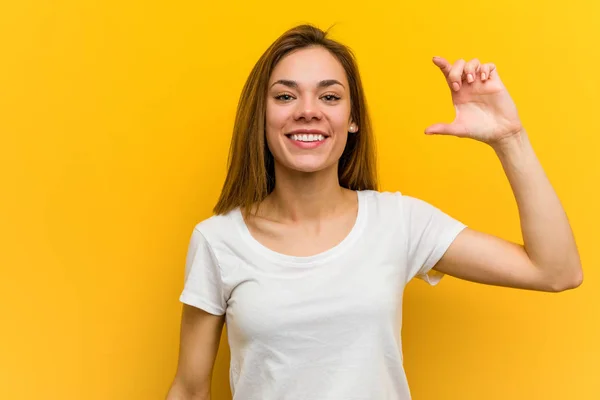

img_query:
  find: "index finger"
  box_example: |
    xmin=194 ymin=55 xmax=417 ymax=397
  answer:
xmin=432 ymin=56 xmax=451 ymax=77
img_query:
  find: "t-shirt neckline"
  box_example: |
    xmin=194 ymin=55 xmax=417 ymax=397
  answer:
xmin=230 ymin=190 xmax=368 ymax=266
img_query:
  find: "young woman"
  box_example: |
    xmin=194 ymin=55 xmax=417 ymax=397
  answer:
xmin=166 ymin=24 xmax=582 ymax=400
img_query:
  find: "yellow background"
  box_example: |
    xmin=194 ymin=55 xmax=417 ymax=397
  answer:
xmin=1 ymin=0 xmax=598 ymax=399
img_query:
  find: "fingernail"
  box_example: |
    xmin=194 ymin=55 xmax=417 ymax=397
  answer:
xmin=452 ymin=82 xmax=460 ymax=91
xmin=481 ymin=73 xmax=486 ymax=80
xmin=467 ymin=73 xmax=474 ymax=83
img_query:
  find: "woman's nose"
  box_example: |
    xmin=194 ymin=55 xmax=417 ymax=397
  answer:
xmin=293 ymin=97 xmax=322 ymax=121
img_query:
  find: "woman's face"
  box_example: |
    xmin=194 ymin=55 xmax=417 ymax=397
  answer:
xmin=265 ymin=46 xmax=356 ymax=174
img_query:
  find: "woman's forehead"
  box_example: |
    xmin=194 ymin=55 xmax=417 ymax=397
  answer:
xmin=270 ymin=47 xmax=348 ymax=87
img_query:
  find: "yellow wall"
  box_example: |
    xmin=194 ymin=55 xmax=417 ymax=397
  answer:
xmin=1 ymin=1 xmax=598 ymax=399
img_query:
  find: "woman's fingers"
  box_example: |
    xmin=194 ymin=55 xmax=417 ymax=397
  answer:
xmin=464 ymin=58 xmax=480 ymax=83
xmin=433 ymin=57 xmax=498 ymax=89
xmin=432 ymin=56 xmax=452 ymax=77
xmin=479 ymin=63 xmax=496 ymax=81
xmin=448 ymin=59 xmax=466 ymax=91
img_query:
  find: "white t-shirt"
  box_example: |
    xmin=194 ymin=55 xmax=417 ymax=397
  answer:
xmin=179 ymin=190 xmax=467 ymax=400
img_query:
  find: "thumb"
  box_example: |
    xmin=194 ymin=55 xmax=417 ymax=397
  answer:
xmin=424 ymin=123 xmax=469 ymax=136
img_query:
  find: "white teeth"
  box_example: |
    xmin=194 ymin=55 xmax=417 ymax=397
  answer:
xmin=290 ymin=133 xmax=325 ymax=142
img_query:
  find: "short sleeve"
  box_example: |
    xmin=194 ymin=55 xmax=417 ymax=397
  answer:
xmin=401 ymin=195 xmax=467 ymax=285
xmin=179 ymin=227 xmax=226 ymax=315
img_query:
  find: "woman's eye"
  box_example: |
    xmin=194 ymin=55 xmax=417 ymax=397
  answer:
xmin=275 ymin=94 xmax=293 ymax=101
xmin=322 ymin=94 xmax=341 ymax=102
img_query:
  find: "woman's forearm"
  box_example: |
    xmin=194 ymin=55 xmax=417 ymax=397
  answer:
xmin=492 ymin=129 xmax=583 ymax=289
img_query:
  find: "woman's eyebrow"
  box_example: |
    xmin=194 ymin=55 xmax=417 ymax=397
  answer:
xmin=270 ymin=79 xmax=345 ymax=89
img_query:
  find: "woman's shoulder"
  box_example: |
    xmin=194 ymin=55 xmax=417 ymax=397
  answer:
xmin=359 ymin=189 xmax=404 ymax=206
xmin=360 ymin=189 xmax=432 ymax=205
xmin=358 ymin=189 xmax=404 ymax=220
xmin=359 ymin=189 xmax=440 ymax=218
xmin=190 ymin=207 xmax=241 ymax=244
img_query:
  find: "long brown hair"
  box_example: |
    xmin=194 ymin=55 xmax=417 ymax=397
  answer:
xmin=213 ymin=24 xmax=378 ymax=215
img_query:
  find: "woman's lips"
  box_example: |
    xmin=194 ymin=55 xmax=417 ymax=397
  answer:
xmin=286 ymin=136 xmax=328 ymax=149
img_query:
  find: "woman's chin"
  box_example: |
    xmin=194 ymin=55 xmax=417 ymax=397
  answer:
xmin=282 ymin=158 xmax=336 ymax=174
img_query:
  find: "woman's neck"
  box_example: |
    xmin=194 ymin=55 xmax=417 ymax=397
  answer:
xmin=262 ymin=165 xmax=352 ymax=223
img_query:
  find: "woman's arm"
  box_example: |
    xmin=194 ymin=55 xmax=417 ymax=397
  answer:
xmin=423 ymin=56 xmax=582 ymax=292
xmin=166 ymin=305 xmax=225 ymax=400
xmin=433 ymin=129 xmax=582 ymax=292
